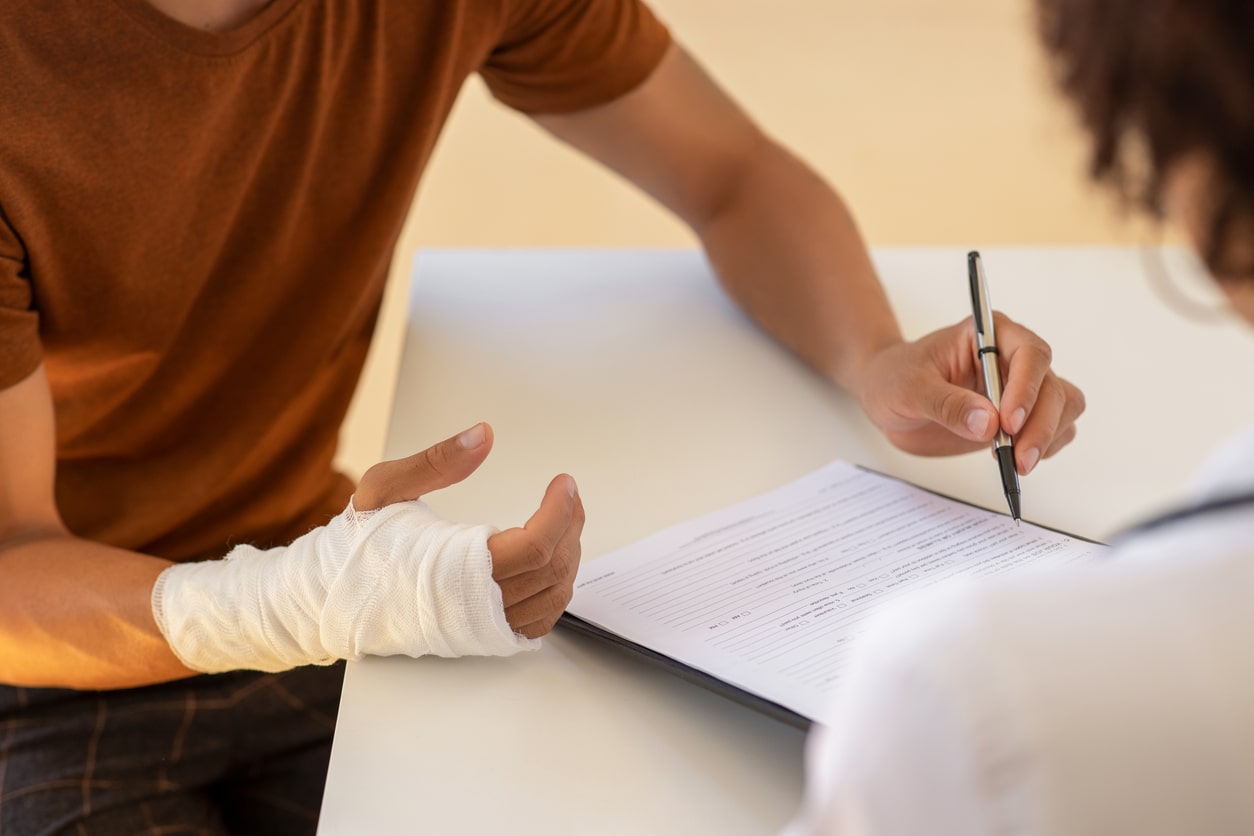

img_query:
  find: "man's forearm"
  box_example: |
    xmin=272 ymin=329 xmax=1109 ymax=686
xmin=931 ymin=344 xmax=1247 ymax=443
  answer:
xmin=0 ymin=534 xmax=192 ymax=690
xmin=695 ymin=139 xmax=903 ymax=394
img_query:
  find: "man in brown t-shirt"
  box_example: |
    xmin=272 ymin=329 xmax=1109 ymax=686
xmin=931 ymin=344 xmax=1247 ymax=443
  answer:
xmin=0 ymin=0 xmax=1085 ymax=832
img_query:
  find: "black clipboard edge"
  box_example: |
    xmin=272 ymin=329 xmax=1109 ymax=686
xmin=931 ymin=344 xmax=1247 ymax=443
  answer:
xmin=557 ymin=612 xmax=811 ymax=731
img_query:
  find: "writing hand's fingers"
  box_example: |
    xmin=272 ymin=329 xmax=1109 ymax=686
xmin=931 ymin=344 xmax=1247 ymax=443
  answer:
xmin=1044 ymin=423 xmax=1078 ymax=459
xmin=1043 ymin=378 xmax=1085 ymax=459
xmin=1011 ymin=373 xmax=1086 ymax=474
xmin=993 ymin=313 xmax=1054 ymax=437
xmin=1012 ymin=375 xmax=1066 ymax=475
xmin=353 ymin=422 xmax=494 ymax=511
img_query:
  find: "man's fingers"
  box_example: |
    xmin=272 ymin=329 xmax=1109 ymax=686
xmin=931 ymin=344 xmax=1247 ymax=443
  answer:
xmin=522 ymin=473 xmax=578 ymax=550
xmin=506 ymin=584 xmax=575 ymax=639
xmin=353 ymin=422 xmax=494 ymax=511
xmin=491 ymin=474 xmax=578 ymax=582
xmin=496 ymin=489 xmax=584 ymax=606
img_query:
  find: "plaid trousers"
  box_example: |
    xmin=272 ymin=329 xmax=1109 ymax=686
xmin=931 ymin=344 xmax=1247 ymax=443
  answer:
xmin=0 ymin=662 xmax=345 ymax=836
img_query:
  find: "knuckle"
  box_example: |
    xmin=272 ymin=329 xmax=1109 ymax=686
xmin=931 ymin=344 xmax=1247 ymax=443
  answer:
xmin=546 ymin=585 xmax=566 ymax=612
xmin=1015 ymin=372 xmax=1044 ymax=403
xmin=1029 ymin=340 xmax=1053 ymax=366
xmin=538 ymin=609 xmax=562 ymax=636
xmin=999 ymin=319 xmax=1050 ymax=361
xmin=1068 ymin=382 xmax=1087 ymax=417
xmin=524 ymin=539 xmax=551 ymax=571
xmin=564 ymin=543 xmax=582 ymax=575
xmin=938 ymin=389 xmax=971 ymax=426
xmin=421 ymin=443 xmax=448 ymax=478
xmin=541 ymin=584 xmax=572 ymax=622
xmin=494 ymin=576 xmax=518 ymax=605
xmin=564 ymin=546 xmax=582 ymax=578
xmin=1046 ymin=424 xmax=1078 ymax=457
xmin=1046 ymin=373 xmax=1068 ymax=403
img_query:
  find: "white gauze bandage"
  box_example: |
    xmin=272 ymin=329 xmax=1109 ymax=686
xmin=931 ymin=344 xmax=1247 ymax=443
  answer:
xmin=151 ymin=499 xmax=539 ymax=673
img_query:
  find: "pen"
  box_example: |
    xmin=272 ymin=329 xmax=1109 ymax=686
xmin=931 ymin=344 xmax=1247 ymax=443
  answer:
xmin=967 ymin=251 xmax=1022 ymax=524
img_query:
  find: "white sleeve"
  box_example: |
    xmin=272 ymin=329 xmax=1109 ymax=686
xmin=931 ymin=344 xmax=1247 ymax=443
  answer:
xmin=152 ymin=498 xmax=539 ymax=673
xmin=781 ymin=584 xmax=1029 ymax=836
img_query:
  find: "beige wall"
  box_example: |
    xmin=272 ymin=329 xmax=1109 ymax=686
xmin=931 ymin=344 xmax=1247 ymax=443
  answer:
xmin=337 ymin=0 xmax=1156 ymax=477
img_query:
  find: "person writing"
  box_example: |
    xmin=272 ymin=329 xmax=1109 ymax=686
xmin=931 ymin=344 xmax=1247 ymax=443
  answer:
xmin=785 ymin=0 xmax=1254 ymax=833
xmin=0 ymin=0 xmax=1081 ymax=832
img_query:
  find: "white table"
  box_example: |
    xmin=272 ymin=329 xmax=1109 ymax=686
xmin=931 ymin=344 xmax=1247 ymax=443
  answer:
xmin=319 ymin=247 xmax=1254 ymax=835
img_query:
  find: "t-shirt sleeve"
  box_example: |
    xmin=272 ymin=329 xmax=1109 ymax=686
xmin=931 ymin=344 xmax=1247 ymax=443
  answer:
xmin=0 ymin=211 xmax=40 ymax=390
xmin=480 ymin=0 xmax=671 ymax=115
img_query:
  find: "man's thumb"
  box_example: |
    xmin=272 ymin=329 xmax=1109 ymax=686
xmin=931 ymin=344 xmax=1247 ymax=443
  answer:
xmin=353 ymin=422 xmax=494 ymax=510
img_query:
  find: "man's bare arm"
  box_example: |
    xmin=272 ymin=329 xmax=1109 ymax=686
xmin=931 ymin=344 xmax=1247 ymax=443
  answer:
xmin=0 ymin=364 xmax=192 ymax=689
xmin=0 ymin=367 xmax=584 ymax=689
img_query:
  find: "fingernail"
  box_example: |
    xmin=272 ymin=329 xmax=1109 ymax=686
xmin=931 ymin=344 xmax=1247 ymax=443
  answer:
xmin=565 ymin=476 xmax=577 ymax=498
xmin=1010 ymin=408 xmax=1027 ymax=435
xmin=457 ymin=423 xmax=486 ymax=450
xmin=1022 ymin=447 xmax=1040 ymax=474
xmin=965 ymin=410 xmax=991 ymax=437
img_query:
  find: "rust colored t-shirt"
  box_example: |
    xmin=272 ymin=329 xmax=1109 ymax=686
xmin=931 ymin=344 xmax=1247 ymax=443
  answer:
xmin=0 ymin=0 xmax=669 ymax=561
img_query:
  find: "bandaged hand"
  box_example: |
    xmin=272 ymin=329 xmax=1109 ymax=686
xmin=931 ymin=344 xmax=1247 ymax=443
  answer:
xmin=151 ymin=423 xmax=584 ymax=673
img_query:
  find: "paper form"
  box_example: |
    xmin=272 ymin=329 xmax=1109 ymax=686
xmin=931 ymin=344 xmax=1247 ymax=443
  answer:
xmin=567 ymin=460 xmax=1107 ymax=725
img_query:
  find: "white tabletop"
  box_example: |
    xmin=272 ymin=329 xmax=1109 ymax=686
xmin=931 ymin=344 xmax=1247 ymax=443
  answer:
xmin=319 ymin=247 xmax=1254 ymax=835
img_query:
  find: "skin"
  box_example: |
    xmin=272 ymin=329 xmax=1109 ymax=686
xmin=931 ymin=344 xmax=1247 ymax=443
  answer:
xmin=0 ymin=2 xmax=1083 ymax=689
xmin=142 ymin=0 xmax=272 ymax=31
xmin=1166 ymin=157 xmax=1254 ymax=325
xmin=533 ymin=47 xmax=1084 ymax=470
xmin=353 ymin=422 xmax=585 ymax=639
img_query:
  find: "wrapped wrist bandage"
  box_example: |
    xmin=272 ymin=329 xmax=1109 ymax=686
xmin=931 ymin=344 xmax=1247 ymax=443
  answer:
xmin=152 ymin=500 xmax=539 ymax=673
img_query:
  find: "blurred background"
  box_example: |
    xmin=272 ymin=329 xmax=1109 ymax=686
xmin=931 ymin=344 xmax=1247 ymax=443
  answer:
xmin=336 ymin=0 xmax=1157 ymax=477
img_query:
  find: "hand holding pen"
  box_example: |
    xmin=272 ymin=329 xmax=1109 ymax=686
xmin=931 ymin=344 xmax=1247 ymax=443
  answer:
xmin=960 ymin=250 xmax=1092 ymax=523
xmin=850 ymin=255 xmax=1086 ymax=471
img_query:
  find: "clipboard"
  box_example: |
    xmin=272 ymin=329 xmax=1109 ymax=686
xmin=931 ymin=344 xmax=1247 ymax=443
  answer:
xmin=559 ymin=463 xmax=1104 ymax=731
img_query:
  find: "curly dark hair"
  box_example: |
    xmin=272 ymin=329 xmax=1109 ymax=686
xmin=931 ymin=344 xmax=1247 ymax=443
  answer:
xmin=1036 ymin=0 xmax=1254 ymax=274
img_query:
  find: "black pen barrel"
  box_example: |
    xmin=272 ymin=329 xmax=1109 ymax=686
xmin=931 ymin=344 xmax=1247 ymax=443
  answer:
xmin=996 ymin=445 xmax=1022 ymax=521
